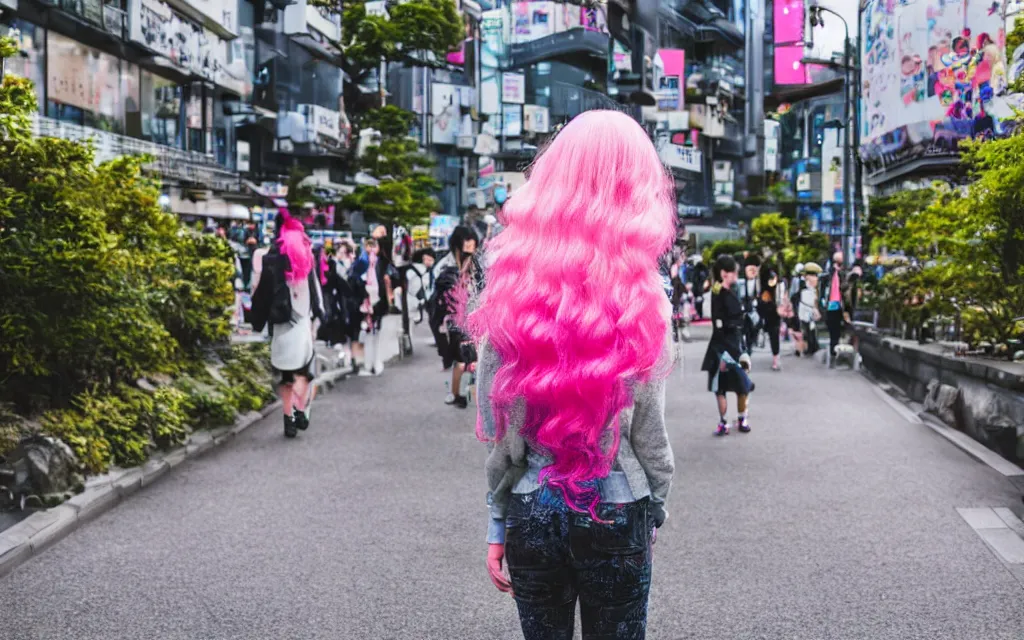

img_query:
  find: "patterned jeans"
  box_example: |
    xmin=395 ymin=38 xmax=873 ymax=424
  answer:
xmin=505 ymin=485 xmax=654 ymax=640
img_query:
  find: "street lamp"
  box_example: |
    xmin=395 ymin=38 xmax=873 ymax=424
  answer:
xmin=804 ymin=4 xmax=856 ymax=266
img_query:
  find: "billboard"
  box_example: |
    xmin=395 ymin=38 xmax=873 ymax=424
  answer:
xmin=523 ymin=104 xmax=550 ymax=133
xmin=655 ymin=49 xmax=685 ymax=111
xmin=502 ymin=72 xmax=526 ymax=104
xmin=431 ymin=83 xmax=458 ymax=145
xmin=860 ymin=0 xmax=1021 ymax=168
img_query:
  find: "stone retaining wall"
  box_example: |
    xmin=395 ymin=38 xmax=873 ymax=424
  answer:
xmin=854 ymin=328 xmax=1024 ymax=464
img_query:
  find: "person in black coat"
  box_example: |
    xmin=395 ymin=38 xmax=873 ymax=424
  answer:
xmin=701 ymin=255 xmax=755 ymax=436
xmin=759 ymin=260 xmax=782 ymax=371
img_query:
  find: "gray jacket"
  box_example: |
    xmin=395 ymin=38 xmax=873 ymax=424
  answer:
xmin=478 ymin=338 xmax=675 ymax=544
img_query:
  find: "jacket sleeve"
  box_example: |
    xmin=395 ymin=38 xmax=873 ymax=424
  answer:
xmin=630 ymin=335 xmax=675 ymax=528
xmin=308 ymin=270 xmax=326 ymax=323
xmin=477 ymin=341 xmax=527 ymax=545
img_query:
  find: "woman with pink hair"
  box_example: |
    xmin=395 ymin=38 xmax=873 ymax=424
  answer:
xmin=469 ymin=110 xmax=676 ymax=639
xmin=251 ymin=211 xmax=325 ymax=438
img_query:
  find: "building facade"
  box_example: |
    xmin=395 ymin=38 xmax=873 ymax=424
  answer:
xmin=0 ymin=0 xmax=350 ymax=223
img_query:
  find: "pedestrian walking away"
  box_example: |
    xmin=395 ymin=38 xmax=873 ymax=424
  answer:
xmin=467 ymin=110 xmax=675 ymax=640
xmin=758 ymin=259 xmax=783 ymax=371
xmin=249 ymin=211 xmax=325 ymax=438
xmin=702 ymin=255 xmax=756 ymax=436
xmin=430 ymin=225 xmax=482 ymax=408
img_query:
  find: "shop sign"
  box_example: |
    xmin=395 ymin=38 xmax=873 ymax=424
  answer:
xmin=236 ymin=140 xmax=250 ymax=173
xmin=300 ymin=104 xmax=342 ymax=141
xmin=658 ymin=142 xmax=702 ymax=173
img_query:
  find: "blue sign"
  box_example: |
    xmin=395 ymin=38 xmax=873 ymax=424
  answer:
xmin=494 ymin=185 xmax=508 ymax=204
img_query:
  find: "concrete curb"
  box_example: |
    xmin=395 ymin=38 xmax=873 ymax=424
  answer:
xmin=0 ymin=399 xmax=281 ymax=580
xmin=864 ymin=369 xmax=1024 ymax=481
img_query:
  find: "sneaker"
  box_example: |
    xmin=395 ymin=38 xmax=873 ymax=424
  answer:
xmin=373 ymin=361 xmax=385 ymax=375
xmin=737 ymin=417 xmax=751 ymax=433
xmin=454 ymin=395 xmax=469 ymax=409
xmin=293 ymin=408 xmax=309 ymax=431
xmin=444 ymin=393 xmax=457 ymax=405
xmin=771 ymin=363 xmax=781 ymax=372
xmin=714 ymin=420 xmax=730 ymax=436
xmin=283 ymin=414 xmax=298 ymax=438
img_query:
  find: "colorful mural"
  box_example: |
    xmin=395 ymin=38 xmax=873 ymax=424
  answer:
xmin=860 ymin=0 xmax=1021 ymax=168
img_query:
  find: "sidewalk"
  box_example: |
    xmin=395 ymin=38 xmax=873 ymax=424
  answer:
xmin=1 ymin=326 xmax=1023 ymax=639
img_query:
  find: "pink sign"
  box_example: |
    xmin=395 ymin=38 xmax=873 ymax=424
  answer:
xmin=774 ymin=45 xmax=810 ymax=85
xmin=774 ymin=0 xmax=804 ymax=45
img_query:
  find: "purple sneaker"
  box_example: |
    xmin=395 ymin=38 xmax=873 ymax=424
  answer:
xmin=737 ymin=417 xmax=751 ymax=433
xmin=715 ymin=420 xmax=730 ymax=436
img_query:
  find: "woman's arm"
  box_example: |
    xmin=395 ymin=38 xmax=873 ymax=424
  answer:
xmin=630 ymin=338 xmax=675 ymax=527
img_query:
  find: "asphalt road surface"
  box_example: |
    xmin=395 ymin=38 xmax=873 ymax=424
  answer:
xmin=2 ymin=327 xmax=1023 ymax=639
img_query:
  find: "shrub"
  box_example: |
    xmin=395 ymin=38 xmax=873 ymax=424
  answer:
xmin=702 ymin=239 xmax=750 ymax=266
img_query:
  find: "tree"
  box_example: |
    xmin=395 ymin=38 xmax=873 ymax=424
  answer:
xmin=750 ymin=212 xmax=790 ymax=258
xmin=343 ymin=106 xmax=441 ymax=227
xmin=305 ymin=1 xmax=462 ymax=225
xmin=875 ymin=132 xmax=1024 ymax=346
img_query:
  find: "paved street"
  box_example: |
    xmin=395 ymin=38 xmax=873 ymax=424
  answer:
xmin=2 ymin=327 xmax=1023 ymax=640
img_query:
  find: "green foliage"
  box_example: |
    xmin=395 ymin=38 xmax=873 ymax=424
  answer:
xmin=338 ymin=0 xmax=463 ymax=71
xmin=345 ymin=106 xmax=441 ymax=227
xmin=702 ymin=239 xmax=750 ymax=266
xmin=874 ymin=131 xmax=1024 ymax=346
xmin=218 ymin=344 xmax=275 ymax=414
xmin=750 ymin=212 xmax=790 ymax=258
xmin=0 ymin=68 xmax=268 ymax=474
xmin=0 ymin=75 xmax=234 ymax=411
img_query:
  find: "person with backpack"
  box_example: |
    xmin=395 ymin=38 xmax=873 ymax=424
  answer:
xmin=429 ymin=226 xmax=480 ymax=408
xmin=250 ymin=212 xmax=325 ymax=438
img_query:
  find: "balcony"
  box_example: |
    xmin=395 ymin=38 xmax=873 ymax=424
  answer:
xmin=33 ymin=115 xmax=241 ymax=193
xmin=550 ymin=82 xmax=631 ymax=121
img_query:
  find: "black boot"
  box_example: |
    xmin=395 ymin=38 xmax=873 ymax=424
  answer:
xmin=293 ymin=408 xmax=309 ymax=431
xmin=454 ymin=395 xmax=468 ymax=409
xmin=284 ymin=414 xmax=298 ymax=438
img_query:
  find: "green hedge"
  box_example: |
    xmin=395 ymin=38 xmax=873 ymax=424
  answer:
xmin=0 ymin=41 xmax=274 ymax=473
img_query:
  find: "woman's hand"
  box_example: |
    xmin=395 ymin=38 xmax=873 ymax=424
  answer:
xmin=719 ymin=360 xmax=728 ymax=372
xmin=487 ymin=544 xmax=513 ymax=593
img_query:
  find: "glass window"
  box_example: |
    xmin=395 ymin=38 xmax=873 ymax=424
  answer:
xmin=4 ymin=20 xmax=46 ymax=112
xmin=141 ymin=70 xmax=182 ymax=148
xmin=186 ymin=82 xmax=205 ymax=152
xmin=46 ymin=32 xmax=127 ymax=133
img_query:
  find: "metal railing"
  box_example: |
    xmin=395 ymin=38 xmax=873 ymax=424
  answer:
xmin=549 ymin=82 xmax=631 ymax=121
xmin=33 ymin=115 xmax=241 ymax=192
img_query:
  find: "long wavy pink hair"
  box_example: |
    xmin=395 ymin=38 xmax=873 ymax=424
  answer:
xmin=277 ymin=210 xmax=313 ymax=284
xmin=467 ymin=110 xmax=676 ymax=514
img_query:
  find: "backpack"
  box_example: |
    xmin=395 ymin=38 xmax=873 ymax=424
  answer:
xmin=250 ymin=249 xmax=293 ymax=331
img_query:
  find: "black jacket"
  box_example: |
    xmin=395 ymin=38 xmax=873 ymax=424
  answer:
xmin=249 ymin=247 xmax=325 ymax=332
xmin=701 ymin=285 xmax=744 ymax=373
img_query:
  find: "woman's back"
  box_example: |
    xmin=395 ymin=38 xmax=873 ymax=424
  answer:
xmin=467 ymin=111 xmax=676 ymax=640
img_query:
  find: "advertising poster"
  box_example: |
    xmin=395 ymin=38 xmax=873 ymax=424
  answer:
xmin=655 ymin=49 xmax=685 ymax=111
xmin=523 ymin=104 xmax=550 ymax=133
xmin=820 ymin=129 xmax=843 ymax=204
xmin=431 ymin=83 xmax=458 ymax=145
xmin=502 ymin=72 xmax=525 ymax=104
xmin=763 ymin=119 xmax=780 ymax=172
xmin=503 ymin=104 xmax=523 ymax=136
xmin=511 ymin=1 xmax=554 ymax=42
xmin=860 ymin=0 xmax=1019 ymax=166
